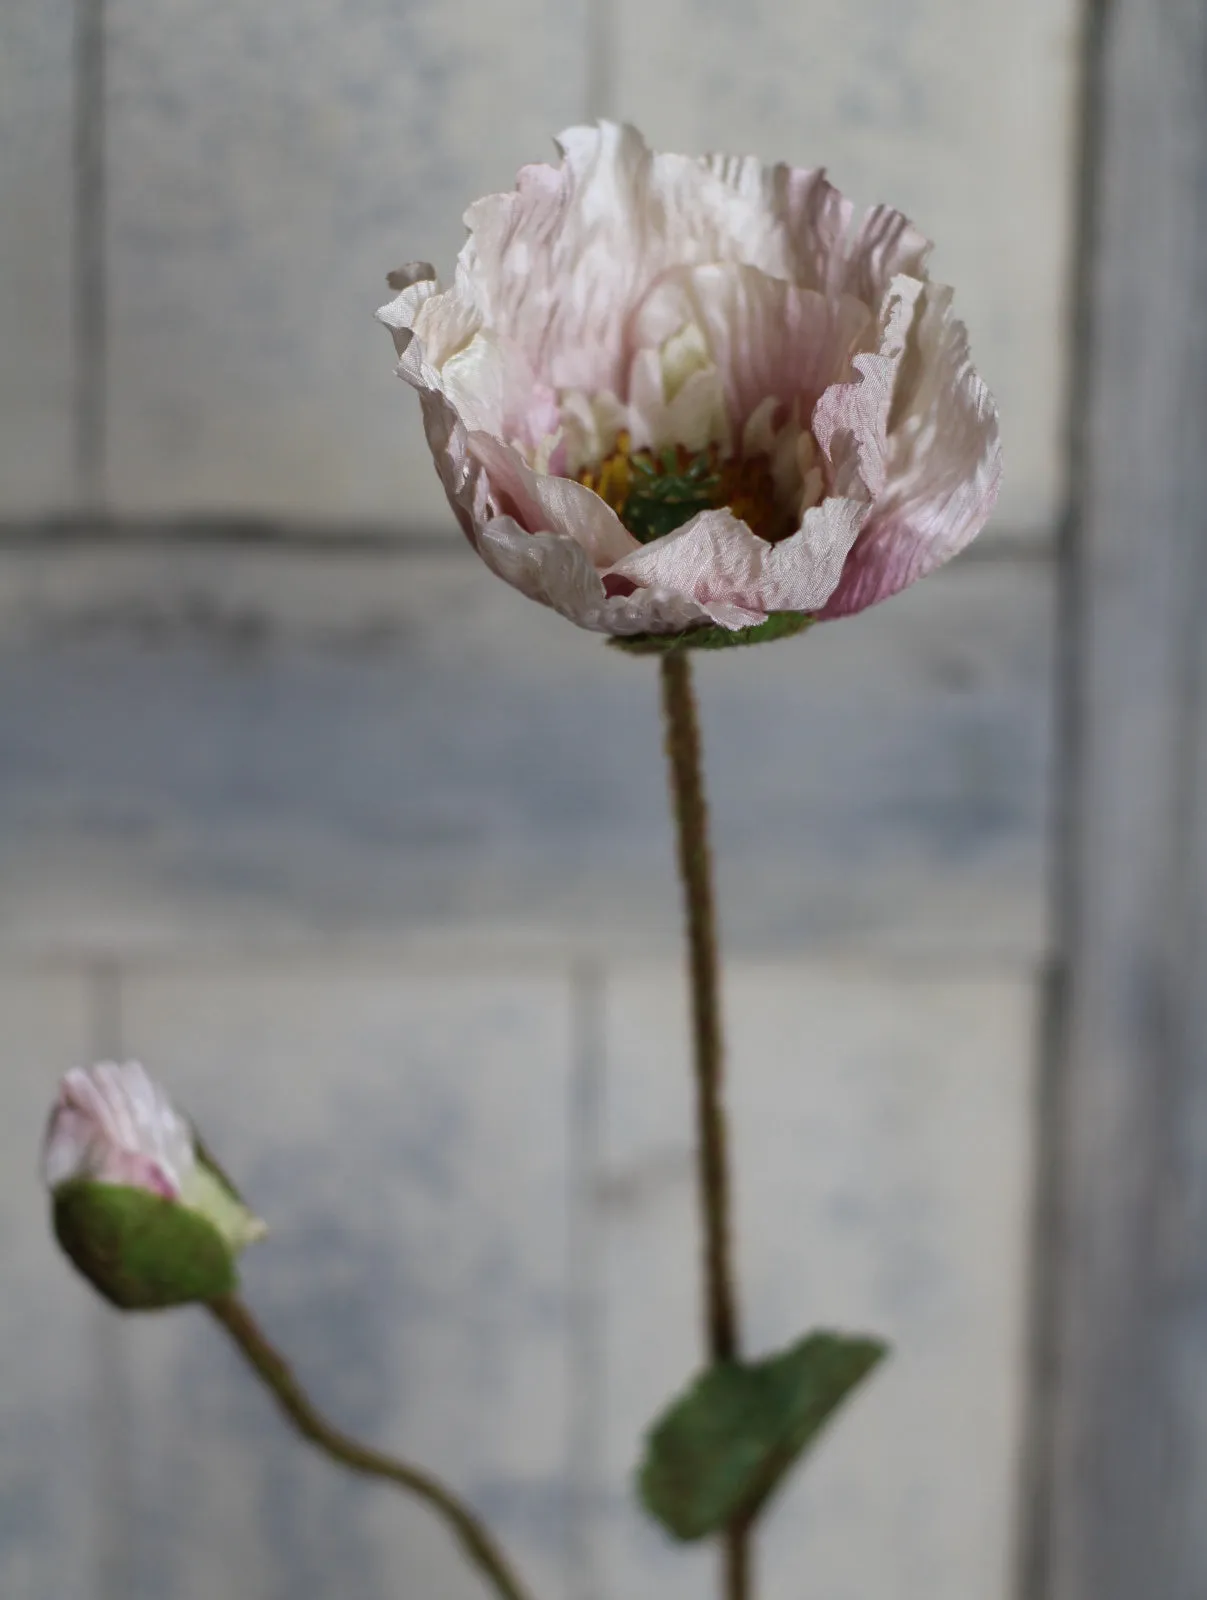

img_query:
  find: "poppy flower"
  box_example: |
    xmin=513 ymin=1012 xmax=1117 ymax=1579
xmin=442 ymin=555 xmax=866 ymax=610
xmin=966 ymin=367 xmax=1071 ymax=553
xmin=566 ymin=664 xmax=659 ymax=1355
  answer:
xmin=379 ymin=123 xmax=1001 ymax=643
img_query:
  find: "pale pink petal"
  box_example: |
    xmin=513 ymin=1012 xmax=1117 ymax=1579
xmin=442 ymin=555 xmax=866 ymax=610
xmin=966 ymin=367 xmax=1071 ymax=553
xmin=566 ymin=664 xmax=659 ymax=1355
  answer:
xmin=833 ymin=203 xmax=932 ymax=309
xmin=378 ymin=125 xmax=998 ymax=636
xmin=454 ymin=126 xmax=880 ymax=394
xmin=43 ymin=1061 xmax=194 ymax=1198
xmin=408 ymin=386 xmax=491 ymax=541
xmin=813 ymin=274 xmax=925 ymax=500
xmin=627 ymin=263 xmax=870 ymax=433
xmin=625 ymin=341 xmax=730 ymax=455
xmin=705 ymin=155 xmax=846 ymax=287
xmin=468 ymin=433 xmax=638 ymax=566
xmin=818 ymin=283 xmax=1002 ymax=618
xmin=477 ymin=518 xmax=712 ymax=635
xmin=439 ymin=332 xmax=559 ymax=446
xmin=377 ymin=265 xmax=440 ymax=359
xmin=608 ymin=497 xmax=868 ymax=625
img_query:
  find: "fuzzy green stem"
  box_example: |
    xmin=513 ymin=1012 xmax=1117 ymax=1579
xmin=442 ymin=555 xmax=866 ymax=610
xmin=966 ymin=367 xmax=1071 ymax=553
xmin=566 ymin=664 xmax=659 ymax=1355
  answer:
xmin=659 ymin=653 xmax=750 ymax=1600
xmin=208 ymin=1295 xmax=534 ymax=1600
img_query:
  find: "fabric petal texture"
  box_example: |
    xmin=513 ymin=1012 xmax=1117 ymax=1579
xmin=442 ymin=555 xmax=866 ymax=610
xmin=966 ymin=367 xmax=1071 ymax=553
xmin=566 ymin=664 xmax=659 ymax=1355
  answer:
xmin=44 ymin=1060 xmax=194 ymax=1198
xmin=378 ymin=123 xmax=1001 ymax=640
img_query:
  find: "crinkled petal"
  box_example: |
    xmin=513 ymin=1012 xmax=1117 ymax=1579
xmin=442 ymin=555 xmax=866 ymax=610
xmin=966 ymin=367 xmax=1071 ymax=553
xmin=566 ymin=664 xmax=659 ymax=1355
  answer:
xmin=377 ymin=125 xmax=996 ymax=635
xmin=413 ymin=398 xmax=709 ymax=635
xmin=43 ymin=1061 xmax=194 ymax=1198
xmin=818 ymin=283 xmax=1002 ymax=618
xmin=468 ymin=433 xmax=638 ymax=566
xmin=628 ymin=263 xmax=870 ymax=434
xmin=381 ymin=282 xmax=558 ymax=452
xmin=813 ymin=273 xmax=926 ymax=500
xmin=833 ymin=203 xmax=932 ymax=311
xmin=414 ymin=388 xmax=482 ymax=539
xmin=608 ymin=497 xmax=868 ymax=625
xmin=453 ymin=125 xmax=896 ymax=395
xmin=477 ymin=518 xmax=712 ymax=635
xmin=625 ymin=340 xmax=730 ymax=456
xmin=377 ymin=265 xmax=440 ymax=359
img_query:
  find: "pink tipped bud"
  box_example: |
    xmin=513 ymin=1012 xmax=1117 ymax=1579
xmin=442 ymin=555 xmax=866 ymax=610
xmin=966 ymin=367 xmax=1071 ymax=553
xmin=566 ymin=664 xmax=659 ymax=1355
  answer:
xmin=44 ymin=1061 xmax=265 ymax=1310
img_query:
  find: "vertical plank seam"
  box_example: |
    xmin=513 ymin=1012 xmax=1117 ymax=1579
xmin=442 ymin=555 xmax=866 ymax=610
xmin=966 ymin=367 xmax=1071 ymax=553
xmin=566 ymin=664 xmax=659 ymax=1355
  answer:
xmin=87 ymin=956 xmax=132 ymax=1600
xmin=73 ymin=0 xmax=106 ymax=507
xmin=565 ymin=959 xmax=606 ymax=1600
xmin=1012 ymin=0 xmax=1110 ymax=1595
xmin=1160 ymin=115 xmax=1207 ymax=1566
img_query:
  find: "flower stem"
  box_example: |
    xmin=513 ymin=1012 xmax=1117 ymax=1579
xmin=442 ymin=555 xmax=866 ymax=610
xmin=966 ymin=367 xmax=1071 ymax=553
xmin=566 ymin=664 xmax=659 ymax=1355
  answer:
xmin=208 ymin=1295 xmax=535 ymax=1600
xmin=659 ymin=653 xmax=750 ymax=1600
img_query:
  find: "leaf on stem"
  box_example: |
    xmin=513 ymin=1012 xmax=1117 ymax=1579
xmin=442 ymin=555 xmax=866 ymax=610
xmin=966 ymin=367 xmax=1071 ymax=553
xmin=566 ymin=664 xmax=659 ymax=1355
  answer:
xmin=637 ymin=1329 xmax=887 ymax=1540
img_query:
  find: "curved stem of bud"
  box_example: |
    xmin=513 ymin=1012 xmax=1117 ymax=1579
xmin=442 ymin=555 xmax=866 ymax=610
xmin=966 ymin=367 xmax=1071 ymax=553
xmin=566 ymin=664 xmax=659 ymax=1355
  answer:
xmin=208 ymin=1295 xmax=534 ymax=1600
xmin=659 ymin=653 xmax=751 ymax=1600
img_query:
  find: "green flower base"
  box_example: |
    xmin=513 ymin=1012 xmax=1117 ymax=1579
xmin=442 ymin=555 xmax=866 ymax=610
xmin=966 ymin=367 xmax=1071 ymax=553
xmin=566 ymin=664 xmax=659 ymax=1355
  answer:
xmin=609 ymin=612 xmax=814 ymax=656
xmin=53 ymin=1180 xmax=238 ymax=1311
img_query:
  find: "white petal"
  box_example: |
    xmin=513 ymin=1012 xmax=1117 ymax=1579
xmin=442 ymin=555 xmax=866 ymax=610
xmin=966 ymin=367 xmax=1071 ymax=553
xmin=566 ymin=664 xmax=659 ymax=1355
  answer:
xmin=377 ymin=127 xmax=995 ymax=633
xmin=813 ymin=273 xmax=926 ymax=501
xmin=376 ymin=266 xmax=440 ymax=359
xmin=625 ymin=344 xmax=730 ymax=456
xmin=557 ymin=388 xmax=630 ymax=477
xmin=477 ymin=518 xmax=712 ymax=635
xmin=468 ymin=433 xmax=638 ymax=566
xmin=43 ymin=1061 xmax=194 ymax=1197
xmin=607 ymin=496 xmax=868 ymax=625
xmin=834 ymin=203 xmax=932 ymax=311
xmin=628 ymin=263 xmax=870 ymax=434
xmin=451 ymin=125 xmax=895 ymax=395
xmin=820 ymin=282 xmax=1002 ymax=617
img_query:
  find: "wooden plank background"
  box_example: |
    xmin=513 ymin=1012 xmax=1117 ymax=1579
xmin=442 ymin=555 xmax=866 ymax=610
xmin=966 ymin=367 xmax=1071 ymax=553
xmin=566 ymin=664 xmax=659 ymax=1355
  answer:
xmin=0 ymin=0 xmax=1103 ymax=1596
xmin=0 ymin=558 xmax=1054 ymax=1600
xmin=0 ymin=0 xmax=1078 ymax=534
xmin=1033 ymin=1 xmax=1207 ymax=1597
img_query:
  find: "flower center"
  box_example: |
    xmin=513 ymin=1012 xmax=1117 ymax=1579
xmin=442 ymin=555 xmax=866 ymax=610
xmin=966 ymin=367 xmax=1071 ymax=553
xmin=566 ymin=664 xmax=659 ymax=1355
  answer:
xmin=579 ymin=434 xmax=792 ymax=545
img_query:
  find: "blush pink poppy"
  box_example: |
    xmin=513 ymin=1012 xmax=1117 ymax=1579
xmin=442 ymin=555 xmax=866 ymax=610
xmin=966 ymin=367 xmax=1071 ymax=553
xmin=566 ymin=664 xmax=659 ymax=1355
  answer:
xmin=378 ymin=124 xmax=1001 ymax=639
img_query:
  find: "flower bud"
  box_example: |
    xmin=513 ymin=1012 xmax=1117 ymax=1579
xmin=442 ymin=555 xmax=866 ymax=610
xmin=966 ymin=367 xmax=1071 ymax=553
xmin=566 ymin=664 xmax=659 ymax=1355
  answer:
xmin=43 ymin=1061 xmax=265 ymax=1311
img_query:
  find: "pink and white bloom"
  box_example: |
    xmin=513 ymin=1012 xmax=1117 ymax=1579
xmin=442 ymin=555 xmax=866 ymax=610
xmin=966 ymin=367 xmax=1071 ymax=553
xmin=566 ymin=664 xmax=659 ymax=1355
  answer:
xmin=378 ymin=123 xmax=1001 ymax=639
xmin=44 ymin=1061 xmax=265 ymax=1251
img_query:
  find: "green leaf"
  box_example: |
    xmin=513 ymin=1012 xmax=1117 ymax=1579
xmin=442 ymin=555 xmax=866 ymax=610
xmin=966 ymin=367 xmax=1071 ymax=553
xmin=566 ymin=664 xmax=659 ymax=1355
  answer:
xmin=638 ymin=1330 xmax=887 ymax=1540
xmin=53 ymin=1180 xmax=238 ymax=1311
xmin=608 ymin=612 xmax=813 ymax=656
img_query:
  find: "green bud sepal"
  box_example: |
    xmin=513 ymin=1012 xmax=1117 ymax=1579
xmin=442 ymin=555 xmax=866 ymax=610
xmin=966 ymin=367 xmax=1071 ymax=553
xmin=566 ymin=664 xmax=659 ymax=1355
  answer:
xmin=52 ymin=1178 xmax=240 ymax=1311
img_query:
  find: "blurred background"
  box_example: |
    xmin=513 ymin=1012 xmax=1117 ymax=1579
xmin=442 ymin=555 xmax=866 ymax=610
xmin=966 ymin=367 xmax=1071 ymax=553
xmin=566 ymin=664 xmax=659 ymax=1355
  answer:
xmin=4 ymin=0 xmax=1199 ymax=1597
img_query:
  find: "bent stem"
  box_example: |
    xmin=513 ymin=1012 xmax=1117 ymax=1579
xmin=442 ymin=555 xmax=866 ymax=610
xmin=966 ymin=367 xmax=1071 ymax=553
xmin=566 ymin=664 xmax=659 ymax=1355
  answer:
xmin=659 ymin=653 xmax=750 ymax=1600
xmin=208 ymin=1295 xmax=534 ymax=1600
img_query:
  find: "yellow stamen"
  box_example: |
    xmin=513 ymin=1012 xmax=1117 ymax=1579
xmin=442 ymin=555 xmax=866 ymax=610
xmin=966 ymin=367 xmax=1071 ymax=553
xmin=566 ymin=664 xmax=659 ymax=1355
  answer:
xmin=579 ymin=436 xmax=790 ymax=545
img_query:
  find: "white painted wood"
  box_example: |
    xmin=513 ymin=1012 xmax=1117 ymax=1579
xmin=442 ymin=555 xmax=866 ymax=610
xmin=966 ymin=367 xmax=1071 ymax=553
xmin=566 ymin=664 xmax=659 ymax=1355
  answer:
xmin=0 ymin=546 xmax=1053 ymax=960
xmin=117 ymin=958 xmax=575 ymax=1600
xmin=103 ymin=0 xmax=589 ymax=522
xmin=595 ymin=960 xmax=1035 ymax=1600
xmin=611 ymin=0 xmax=1080 ymax=537
xmin=1036 ymin=2 xmax=1207 ymax=1595
xmin=0 ymin=0 xmax=75 ymax=511
xmin=0 ymin=968 xmax=98 ymax=1600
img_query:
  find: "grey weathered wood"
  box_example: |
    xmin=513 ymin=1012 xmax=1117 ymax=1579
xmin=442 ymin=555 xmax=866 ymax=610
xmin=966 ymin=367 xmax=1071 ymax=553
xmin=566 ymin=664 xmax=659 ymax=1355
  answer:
xmin=116 ymin=959 xmax=576 ymax=1600
xmin=103 ymin=0 xmax=588 ymax=524
xmin=1036 ymin=2 xmax=1207 ymax=1597
xmin=0 ymin=967 xmax=99 ymax=1600
xmin=0 ymin=0 xmax=75 ymax=511
xmin=610 ymin=0 xmax=1080 ymax=538
xmin=0 ymin=545 xmax=1053 ymax=961
xmin=595 ymin=961 xmax=1036 ymax=1600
